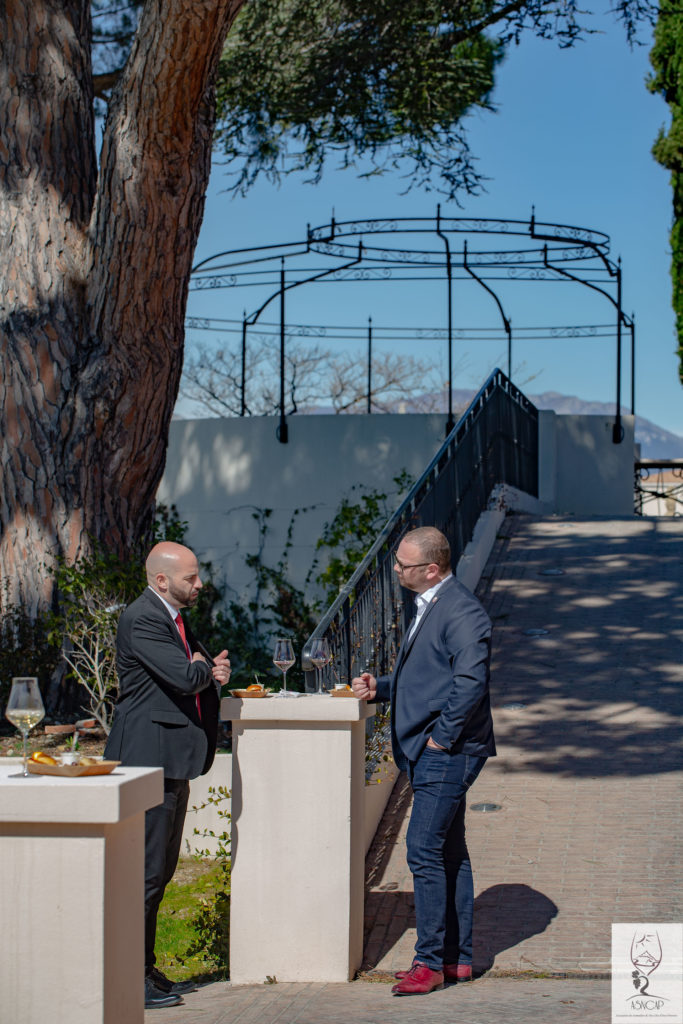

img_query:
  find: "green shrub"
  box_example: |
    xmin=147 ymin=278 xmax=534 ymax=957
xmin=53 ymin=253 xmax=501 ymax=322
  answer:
xmin=0 ymin=581 xmax=61 ymax=718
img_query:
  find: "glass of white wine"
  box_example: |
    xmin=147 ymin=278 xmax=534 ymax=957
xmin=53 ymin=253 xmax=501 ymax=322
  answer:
xmin=273 ymin=637 xmax=298 ymax=697
xmin=6 ymin=677 xmax=45 ymax=777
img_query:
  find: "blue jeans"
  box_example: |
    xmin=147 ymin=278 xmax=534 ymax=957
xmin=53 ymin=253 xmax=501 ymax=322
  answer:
xmin=406 ymin=749 xmax=486 ymax=970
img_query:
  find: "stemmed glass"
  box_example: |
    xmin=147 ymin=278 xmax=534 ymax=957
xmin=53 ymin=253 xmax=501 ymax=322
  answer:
xmin=5 ymin=677 xmax=45 ymax=777
xmin=309 ymin=637 xmax=332 ymax=694
xmin=631 ymin=930 xmax=662 ymax=976
xmin=273 ymin=637 xmax=298 ymax=697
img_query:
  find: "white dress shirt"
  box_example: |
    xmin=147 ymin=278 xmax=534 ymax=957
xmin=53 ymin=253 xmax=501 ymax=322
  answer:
xmin=408 ymin=573 xmax=452 ymax=639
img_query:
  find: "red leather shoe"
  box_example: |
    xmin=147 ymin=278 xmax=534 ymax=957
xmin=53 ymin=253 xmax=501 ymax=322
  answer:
xmin=444 ymin=963 xmax=473 ymax=983
xmin=391 ymin=961 xmax=444 ymax=995
xmin=396 ymin=962 xmax=473 ymax=983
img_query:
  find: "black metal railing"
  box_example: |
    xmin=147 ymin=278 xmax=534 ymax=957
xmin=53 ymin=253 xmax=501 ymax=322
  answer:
xmin=635 ymin=460 xmax=683 ymax=516
xmin=303 ymin=368 xmax=538 ymax=685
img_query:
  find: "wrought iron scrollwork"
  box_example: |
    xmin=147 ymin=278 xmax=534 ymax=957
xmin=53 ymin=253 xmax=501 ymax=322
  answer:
xmin=634 ymin=461 xmax=683 ymax=516
xmin=187 ymin=208 xmax=632 ymax=446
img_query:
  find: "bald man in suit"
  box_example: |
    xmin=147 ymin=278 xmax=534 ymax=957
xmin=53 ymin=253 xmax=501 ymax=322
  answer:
xmin=352 ymin=526 xmax=495 ymax=996
xmin=105 ymin=542 xmax=231 ymax=1008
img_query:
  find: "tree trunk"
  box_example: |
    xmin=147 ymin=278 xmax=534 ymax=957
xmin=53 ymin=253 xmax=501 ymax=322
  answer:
xmin=0 ymin=0 xmax=244 ymax=613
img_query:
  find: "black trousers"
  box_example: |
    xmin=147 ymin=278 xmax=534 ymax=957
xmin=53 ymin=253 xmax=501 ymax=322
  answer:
xmin=144 ymin=777 xmax=190 ymax=969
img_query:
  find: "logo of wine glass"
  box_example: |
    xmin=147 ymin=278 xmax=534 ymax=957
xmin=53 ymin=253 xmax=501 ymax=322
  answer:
xmin=630 ymin=930 xmax=662 ymax=999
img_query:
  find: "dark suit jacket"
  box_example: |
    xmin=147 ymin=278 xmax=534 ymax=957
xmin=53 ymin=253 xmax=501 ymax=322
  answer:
xmin=375 ymin=575 xmax=496 ymax=771
xmin=104 ymin=588 xmax=220 ymax=780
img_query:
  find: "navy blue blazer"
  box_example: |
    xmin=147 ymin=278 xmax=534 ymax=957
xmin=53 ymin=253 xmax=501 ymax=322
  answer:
xmin=375 ymin=575 xmax=495 ymax=771
xmin=104 ymin=588 xmax=220 ymax=780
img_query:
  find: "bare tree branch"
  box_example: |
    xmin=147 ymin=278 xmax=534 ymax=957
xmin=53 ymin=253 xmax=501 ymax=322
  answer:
xmin=179 ymin=339 xmax=445 ymax=417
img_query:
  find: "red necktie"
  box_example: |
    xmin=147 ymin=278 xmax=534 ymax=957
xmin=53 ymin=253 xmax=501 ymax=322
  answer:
xmin=175 ymin=613 xmax=191 ymax=657
xmin=175 ymin=613 xmax=202 ymax=719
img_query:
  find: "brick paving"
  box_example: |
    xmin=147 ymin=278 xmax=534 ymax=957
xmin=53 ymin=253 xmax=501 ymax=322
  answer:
xmin=146 ymin=977 xmax=612 ymax=1023
xmin=146 ymin=515 xmax=683 ymax=1023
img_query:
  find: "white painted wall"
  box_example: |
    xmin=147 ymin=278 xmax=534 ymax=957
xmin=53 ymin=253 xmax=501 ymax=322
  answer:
xmin=539 ymin=411 xmax=635 ymax=515
xmin=159 ymin=411 xmax=637 ymax=605
xmin=159 ymin=414 xmax=448 ymax=603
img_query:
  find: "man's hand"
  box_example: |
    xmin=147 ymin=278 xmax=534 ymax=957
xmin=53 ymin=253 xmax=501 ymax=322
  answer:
xmin=426 ymin=736 xmax=446 ymax=750
xmin=211 ymin=649 xmax=231 ymax=686
xmin=351 ymin=672 xmax=377 ymax=700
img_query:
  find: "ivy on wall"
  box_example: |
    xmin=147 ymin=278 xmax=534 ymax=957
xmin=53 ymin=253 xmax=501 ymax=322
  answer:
xmin=0 ymin=476 xmax=413 ymax=716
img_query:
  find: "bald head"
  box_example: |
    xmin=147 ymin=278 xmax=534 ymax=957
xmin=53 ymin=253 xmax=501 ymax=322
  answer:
xmin=146 ymin=542 xmax=202 ymax=610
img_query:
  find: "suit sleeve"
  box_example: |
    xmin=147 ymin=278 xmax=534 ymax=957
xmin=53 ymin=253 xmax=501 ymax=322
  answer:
xmin=126 ymin=607 xmax=214 ymax=697
xmin=374 ymin=675 xmax=391 ymax=702
xmin=429 ymin=603 xmax=491 ymax=751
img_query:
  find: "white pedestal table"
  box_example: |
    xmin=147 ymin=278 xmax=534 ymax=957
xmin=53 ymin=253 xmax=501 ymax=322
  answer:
xmin=0 ymin=763 xmax=162 ymax=1024
xmin=222 ymin=693 xmax=375 ymax=983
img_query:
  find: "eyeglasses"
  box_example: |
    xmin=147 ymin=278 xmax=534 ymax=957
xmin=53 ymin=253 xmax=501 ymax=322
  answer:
xmin=394 ymin=555 xmax=431 ymax=572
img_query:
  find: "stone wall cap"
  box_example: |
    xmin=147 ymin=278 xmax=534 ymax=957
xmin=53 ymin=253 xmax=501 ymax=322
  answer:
xmin=221 ymin=693 xmax=375 ymax=723
xmin=0 ymin=765 xmax=163 ymax=824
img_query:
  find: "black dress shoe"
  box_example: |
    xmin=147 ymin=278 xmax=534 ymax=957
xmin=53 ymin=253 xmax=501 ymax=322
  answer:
xmin=144 ymin=977 xmax=184 ymax=1008
xmin=149 ymin=966 xmax=198 ymax=995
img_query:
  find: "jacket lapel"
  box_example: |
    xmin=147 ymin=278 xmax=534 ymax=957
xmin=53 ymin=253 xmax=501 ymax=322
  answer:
xmin=395 ymin=576 xmax=456 ymax=669
xmin=143 ymin=588 xmax=188 ymax=658
xmin=402 ymin=594 xmax=438 ymax=655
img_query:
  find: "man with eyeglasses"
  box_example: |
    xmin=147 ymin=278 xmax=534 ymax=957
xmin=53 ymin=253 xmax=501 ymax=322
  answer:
xmin=352 ymin=526 xmax=495 ymax=996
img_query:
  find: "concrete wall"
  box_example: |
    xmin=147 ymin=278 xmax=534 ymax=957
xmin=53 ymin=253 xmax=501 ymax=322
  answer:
xmin=159 ymin=414 xmax=449 ymax=602
xmin=159 ymin=411 xmax=637 ymax=604
xmin=539 ymin=411 xmax=635 ymax=515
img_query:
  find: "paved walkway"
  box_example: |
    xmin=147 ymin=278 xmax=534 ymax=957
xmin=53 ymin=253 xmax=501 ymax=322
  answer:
xmin=146 ymin=515 xmax=683 ymax=1022
xmin=146 ymin=977 xmax=612 ymax=1022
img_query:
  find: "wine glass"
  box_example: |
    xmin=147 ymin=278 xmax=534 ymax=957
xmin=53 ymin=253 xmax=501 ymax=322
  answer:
xmin=5 ymin=677 xmax=45 ymax=777
xmin=273 ymin=637 xmax=297 ymax=697
xmin=309 ymin=637 xmax=332 ymax=694
xmin=631 ymin=930 xmax=662 ymax=976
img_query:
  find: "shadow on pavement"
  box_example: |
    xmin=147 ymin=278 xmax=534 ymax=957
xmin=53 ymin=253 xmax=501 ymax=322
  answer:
xmin=473 ymin=883 xmax=558 ymax=971
xmin=477 ymin=517 xmax=683 ymax=778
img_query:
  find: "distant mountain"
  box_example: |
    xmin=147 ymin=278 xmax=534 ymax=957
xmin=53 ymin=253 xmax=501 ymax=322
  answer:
xmin=372 ymin=387 xmax=683 ymax=460
xmin=527 ymin=391 xmax=683 ymax=460
xmin=180 ymin=384 xmax=683 ymax=459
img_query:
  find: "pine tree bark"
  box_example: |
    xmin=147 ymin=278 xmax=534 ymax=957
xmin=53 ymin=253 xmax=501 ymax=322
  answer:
xmin=0 ymin=0 xmax=244 ymax=613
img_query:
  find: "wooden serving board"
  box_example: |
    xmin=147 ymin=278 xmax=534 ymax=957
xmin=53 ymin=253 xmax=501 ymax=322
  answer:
xmin=26 ymin=760 xmax=121 ymax=778
xmin=229 ymin=689 xmax=271 ymax=698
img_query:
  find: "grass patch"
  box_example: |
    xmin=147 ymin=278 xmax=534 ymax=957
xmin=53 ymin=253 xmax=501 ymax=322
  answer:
xmin=155 ymin=857 xmax=230 ymax=984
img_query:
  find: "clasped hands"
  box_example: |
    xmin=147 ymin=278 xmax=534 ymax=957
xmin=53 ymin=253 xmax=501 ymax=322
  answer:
xmin=192 ymin=648 xmax=231 ymax=685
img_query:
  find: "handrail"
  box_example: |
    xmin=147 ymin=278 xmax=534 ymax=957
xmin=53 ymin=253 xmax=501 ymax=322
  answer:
xmin=303 ymin=368 xmax=539 ymax=684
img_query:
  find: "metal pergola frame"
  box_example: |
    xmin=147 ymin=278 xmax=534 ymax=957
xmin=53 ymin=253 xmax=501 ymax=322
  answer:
xmin=189 ymin=208 xmax=635 ymax=444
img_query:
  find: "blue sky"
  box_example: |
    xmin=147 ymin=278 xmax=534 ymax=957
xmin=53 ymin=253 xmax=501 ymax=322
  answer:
xmin=186 ymin=7 xmax=683 ymax=438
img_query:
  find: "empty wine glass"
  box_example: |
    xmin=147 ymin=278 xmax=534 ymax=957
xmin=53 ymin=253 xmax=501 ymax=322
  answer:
xmin=273 ymin=637 xmax=297 ymax=697
xmin=309 ymin=637 xmax=332 ymax=694
xmin=631 ymin=930 xmax=662 ymax=976
xmin=6 ymin=677 xmax=45 ymax=777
